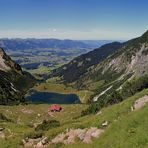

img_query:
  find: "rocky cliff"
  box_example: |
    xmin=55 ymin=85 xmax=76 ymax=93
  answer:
xmin=0 ymin=48 xmax=36 ymax=105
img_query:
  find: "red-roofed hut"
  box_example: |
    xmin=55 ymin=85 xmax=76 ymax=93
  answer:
xmin=49 ymin=104 xmax=62 ymax=112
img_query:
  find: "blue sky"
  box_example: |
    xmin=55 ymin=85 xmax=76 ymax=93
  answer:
xmin=0 ymin=0 xmax=148 ymax=39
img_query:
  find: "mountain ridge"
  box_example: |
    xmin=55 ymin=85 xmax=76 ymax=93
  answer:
xmin=49 ymin=31 xmax=148 ymax=102
xmin=51 ymin=42 xmax=123 ymax=83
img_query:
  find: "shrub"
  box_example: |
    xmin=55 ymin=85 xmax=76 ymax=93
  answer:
xmin=25 ymin=131 xmax=43 ymax=139
xmin=105 ymin=91 xmax=123 ymax=105
xmin=81 ymin=99 xmax=105 ymax=116
xmin=35 ymin=120 xmax=60 ymax=131
xmin=0 ymin=113 xmax=13 ymax=122
xmin=121 ymin=75 xmax=148 ymax=98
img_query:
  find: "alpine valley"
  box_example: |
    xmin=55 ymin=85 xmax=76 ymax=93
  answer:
xmin=0 ymin=31 xmax=148 ymax=148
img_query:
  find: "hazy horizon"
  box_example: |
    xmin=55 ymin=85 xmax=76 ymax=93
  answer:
xmin=0 ymin=0 xmax=147 ymax=40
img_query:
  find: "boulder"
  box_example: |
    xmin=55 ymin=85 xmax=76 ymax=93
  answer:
xmin=36 ymin=141 xmax=43 ymax=148
xmin=41 ymin=137 xmax=48 ymax=145
xmin=102 ymin=121 xmax=108 ymax=126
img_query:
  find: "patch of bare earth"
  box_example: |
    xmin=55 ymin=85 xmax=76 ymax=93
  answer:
xmin=21 ymin=108 xmax=34 ymax=114
xmin=131 ymin=95 xmax=148 ymax=111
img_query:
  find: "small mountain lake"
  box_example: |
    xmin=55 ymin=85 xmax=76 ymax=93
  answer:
xmin=26 ymin=90 xmax=80 ymax=104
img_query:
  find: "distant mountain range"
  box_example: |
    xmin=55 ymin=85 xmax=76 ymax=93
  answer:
xmin=0 ymin=39 xmax=90 ymax=50
xmin=0 ymin=38 xmax=113 ymax=51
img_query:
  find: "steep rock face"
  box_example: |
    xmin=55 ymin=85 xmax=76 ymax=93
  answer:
xmin=0 ymin=48 xmax=36 ymax=105
xmin=0 ymin=48 xmax=22 ymax=72
xmin=98 ymin=31 xmax=148 ymax=77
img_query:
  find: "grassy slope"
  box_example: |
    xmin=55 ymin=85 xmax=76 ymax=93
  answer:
xmin=0 ymin=104 xmax=88 ymax=148
xmin=0 ymin=89 xmax=147 ymax=148
xmin=62 ymin=89 xmax=148 ymax=148
xmin=0 ymin=104 xmax=88 ymax=126
xmin=93 ymin=103 xmax=148 ymax=148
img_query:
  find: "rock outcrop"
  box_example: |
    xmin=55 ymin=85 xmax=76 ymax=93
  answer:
xmin=23 ymin=127 xmax=104 ymax=147
xmin=0 ymin=47 xmax=36 ymax=105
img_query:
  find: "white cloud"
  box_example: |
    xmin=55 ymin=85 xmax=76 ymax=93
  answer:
xmin=0 ymin=29 xmax=142 ymax=40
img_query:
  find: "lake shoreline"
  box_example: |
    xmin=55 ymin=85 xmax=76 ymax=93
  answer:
xmin=26 ymin=90 xmax=81 ymax=104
